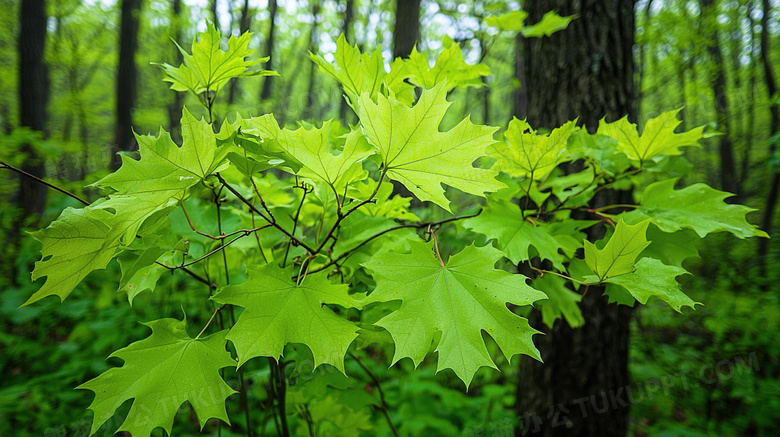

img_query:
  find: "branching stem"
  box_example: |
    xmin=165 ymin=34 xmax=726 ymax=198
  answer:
xmin=217 ymin=173 xmax=317 ymax=254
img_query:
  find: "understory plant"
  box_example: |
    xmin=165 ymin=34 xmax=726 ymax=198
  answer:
xmin=20 ymin=23 xmax=767 ymax=436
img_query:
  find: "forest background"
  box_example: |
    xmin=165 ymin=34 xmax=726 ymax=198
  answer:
xmin=1 ymin=0 xmax=779 ymax=436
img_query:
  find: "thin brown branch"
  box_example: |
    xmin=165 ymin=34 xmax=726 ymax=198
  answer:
xmin=1 ymin=160 xmax=90 ymax=206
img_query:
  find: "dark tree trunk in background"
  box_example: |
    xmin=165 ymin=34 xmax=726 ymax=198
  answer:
xmin=758 ymin=0 xmax=779 ymax=262
xmin=637 ymin=0 xmax=653 ymax=115
xmin=8 ymin=0 xmax=49 ymax=284
xmin=389 ymin=0 xmax=422 ymax=201
xmin=112 ymin=0 xmax=141 ymax=170
xmin=210 ymin=0 xmax=219 ymax=31
xmin=522 ymin=1 xmax=635 ymax=129
xmin=339 ymin=0 xmax=355 ymax=121
xmin=228 ymin=0 xmax=251 ymax=104
xmin=392 ymin=0 xmax=421 ymax=59
xmin=741 ymin=1 xmax=757 ymax=188
xmin=17 ymin=0 xmax=49 ymax=220
xmin=302 ymin=1 xmax=321 ymax=120
xmin=515 ymin=1 xmax=635 ymax=436
xmin=700 ymin=0 xmax=740 ymax=199
xmin=512 ymin=31 xmax=526 ymax=119
xmin=168 ymin=0 xmax=184 ymax=143
xmin=260 ymin=0 xmax=278 ymax=101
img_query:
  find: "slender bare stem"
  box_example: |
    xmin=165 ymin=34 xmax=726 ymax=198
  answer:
xmin=1 ymin=160 xmax=90 ymax=206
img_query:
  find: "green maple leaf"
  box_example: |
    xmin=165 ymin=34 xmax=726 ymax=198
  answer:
xmin=597 ymin=109 xmax=705 ymax=163
xmin=490 ymin=118 xmax=578 ymax=180
xmin=349 ymin=179 xmax=419 ymax=221
xmin=534 ymin=274 xmax=584 ymax=329
xmin=96 ymin=107 xmax=226 ymax=197
xmin=25 ymin=109 xmax=225 ymax=306
xmin=485 ymin=10 xmax=575 ymax=37
xmin=119 ymin=263 xmax=166 ymax=304
xmin=212 ymin=263 xmax=361 ymax=372
xmin=521 ymin=11 xmax=576 ymax=37
xmin=117 ymin=239 xmax=165 ymax=289
xmin=25 ymin=207 xmax=117 ymax=306
xmin=160 ymin=25 xmax=276 ymax=96
xmin=363 ymin=240 xmax=546 ymax=388
xmin=463 ymin=201 xmax=566 ymax=269
xmin=604 ymin=258 xmax=698 ymax=312
xmin=402 ymin=37 xmax=490 ymax=91
xmin=641 ymin=225 xmax=700 ymax=268
xmin=358 ymin=82 xmax=504 ymax=211
xmin=384 ymin=58 xmax=417 ymax=105
xmin=485 ymin=10 xmax=529 ymax=31
xmin=310 ymin=34 xmax=386 ymax=107
xmin=240 ymin=116 xmax=374 ymax=188
xmin=584 ymin=219 xmax=651 ymax=281
xmin=77 ymin=318 xmax=236 ymax=437
xmin=622 ymin=178 xmax=768 ymax=238
xmin=116 ymin=238 xmax=166 ymax=304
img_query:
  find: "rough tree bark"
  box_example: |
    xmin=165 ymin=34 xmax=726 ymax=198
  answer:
xmin=260 ymin=0 xmax=278 ymax=101
xmin=700 ymin=0 xmax=740 ymax=199
xmin=392 ymin=0 xmax=421 ymax=60
xmin=515 ymin=1 xmax=636 ymax=436
xmin=112 ymin=0 xmax=141 ymax=170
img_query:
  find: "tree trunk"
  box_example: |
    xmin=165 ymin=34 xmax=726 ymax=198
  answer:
xmin=700 ymin=0 xmax=740 ymax=199
xmin=112 ymin=0 xmax=141 ymax=170
xmin=515 ymin=1 xmax=636 ymax=436
xmin=168 ymin=0 xmax=184 ymax=143
xmin=228 ymin=0 xmax=251 ymax=104
xmin=260 ymin=0 xmax=278 ymax=101
xmin=636 ymin=0 xmax=653 ymax=117
xmin=758 ymin=0 xmax=779 ymax=260
xmin=210 ymin=0 xmax=220 ymax=31
xmin=512 ymin=31 xmax=526 ymax=119
xmin=17 ymin=0 xmax=49 ymax=219
xmin=8 ymin=0 xmax=49 ymax=285
xmin=339 ymin=0 xmax=355 ymax=121
xmin=392 ymin=0 xmax=420 ymax=60
xmin=741 ymin=1 xmax=757 ymax=188
xmin=302 ymin=1 xmax=321 ymax=121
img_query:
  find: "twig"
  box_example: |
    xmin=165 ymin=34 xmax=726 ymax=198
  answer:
xmin=158 ymin=226 xmax=270 ymax=269
xmin=216 ymin=173 xmax=317 ymax=254
xmin=350 ymin=353 xmax=400 ymax=437
xmin=529 ymin=265 xmax=590 ymax=286
xmin=181 ymin=202 xmax=221 ymax=240
xmin=427 ymin=227 xmax=445 ymax=267
xmin=195 ymin=304 xmax=226 ymax=339
xmin=310 ymin=171 xmax=387 ymax=256
xmin=283 ymin=181 xmax=312 ymax=268
xmin=305 ymin=210 xmax=481 ymax=277
xmin=1 ymin=160 xmax=90 ymax=206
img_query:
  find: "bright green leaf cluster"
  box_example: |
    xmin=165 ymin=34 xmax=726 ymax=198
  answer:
xmin=160 ymin=25 xmax=276 ymax=100
xmin=20 ymin=23 xmax=771 ymax=436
